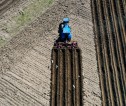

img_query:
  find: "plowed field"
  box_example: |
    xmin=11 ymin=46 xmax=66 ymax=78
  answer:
xmin=0 ymin=0 xmax=125 ymax=105
xmin=92 ymin=0 xmax=126 ymax=105
xmin=51 ymin=48 xmax=82 ymax=106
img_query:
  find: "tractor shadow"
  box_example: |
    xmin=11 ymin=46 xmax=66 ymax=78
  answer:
xmin=55 ymin=22 xmax=64 ymax=43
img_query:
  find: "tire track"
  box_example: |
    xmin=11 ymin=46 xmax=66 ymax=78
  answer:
xmin=92 ymin=0 xmax=126 ymax=105
xmin=51 ymin=48 xmax=82 ymax=106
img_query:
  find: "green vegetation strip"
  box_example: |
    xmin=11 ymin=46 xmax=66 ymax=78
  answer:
xmin=16 ymin=0 xmax=53 ymax=30
xmin=0 ymin=0 xmax=53 ymax=46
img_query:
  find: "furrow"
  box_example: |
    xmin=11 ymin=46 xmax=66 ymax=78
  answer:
xmin=92 ymin=0 xmax=126 ymax=105
xmin=96 ymin=0 xmax=112 ymax=105
xmin=67 ymin=49 xmax=72 ymax=106
xmin=75 ymin=49 xmax=82 ymax=106
xmin=50 ymin=49 xmax=57 ymax=106
xmin=109 ymin=0 xmax=126 ymax=82
xmin=91 ymin=0 xmax=107 ymax=105
xmin=50 ymin=48 xmax=82 ymax=106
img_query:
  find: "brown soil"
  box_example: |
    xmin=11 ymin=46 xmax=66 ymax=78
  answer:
xmin=0 ymin=0 xmax=101 ymax=105
xmin=0 ymin=0 xmax=20 ymax=15
xmin=50 ymin=48 xmax=82 ymax=106
xmin=92 ymin=0 xmax=126 ymax=105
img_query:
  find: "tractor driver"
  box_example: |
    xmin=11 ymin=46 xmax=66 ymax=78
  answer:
xmin=59 ymin=18 xmax=72 ymax=42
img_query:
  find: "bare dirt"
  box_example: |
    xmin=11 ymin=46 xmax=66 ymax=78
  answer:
xmin=0 ymin=0 xmax=101 ymax=105
xmin=0 ymin=0 xmax=19 ymax=15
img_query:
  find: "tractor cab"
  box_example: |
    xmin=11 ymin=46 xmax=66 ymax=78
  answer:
xmin=54 ymin=18 xmax=78 ymax=48
xmin=60 ymin=18 xmax=72 ymax=42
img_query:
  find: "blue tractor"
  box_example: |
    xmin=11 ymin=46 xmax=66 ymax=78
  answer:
xmin=59 ymin=18 xmax=72 ymax=42
xmin=54 ymin=18 xmax=78 ymax=48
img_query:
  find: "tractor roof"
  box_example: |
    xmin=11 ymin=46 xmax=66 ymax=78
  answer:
xmin=63 ymin=18 xmax=69 ymax=22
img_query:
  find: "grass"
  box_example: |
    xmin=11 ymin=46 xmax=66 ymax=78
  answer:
xmin=0 ymin=37 xmax=5 ymax=47
xmin=15 ymin=0 xmax=53 ymax=33
xmin=6 ymin=0 xmax=54 ymax=36
xmin=0 ymin=0 xmax=54 ymax=47
xmin=17 ymin=12 xmax=31 ymax=26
